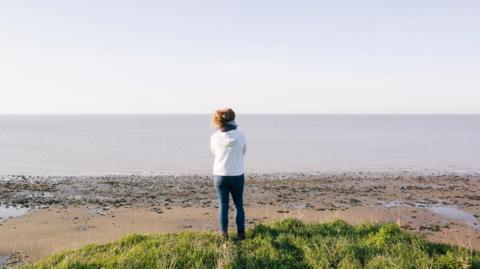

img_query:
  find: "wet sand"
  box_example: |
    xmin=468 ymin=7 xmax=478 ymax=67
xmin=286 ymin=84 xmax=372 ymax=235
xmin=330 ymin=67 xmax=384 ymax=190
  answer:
xmin=1 ymin=172 xmax=480 ymax=267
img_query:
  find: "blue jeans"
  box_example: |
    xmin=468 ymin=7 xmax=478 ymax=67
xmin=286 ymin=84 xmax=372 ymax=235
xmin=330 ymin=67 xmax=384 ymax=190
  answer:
xmin=214 ymin=174 xmax=245 ymax=234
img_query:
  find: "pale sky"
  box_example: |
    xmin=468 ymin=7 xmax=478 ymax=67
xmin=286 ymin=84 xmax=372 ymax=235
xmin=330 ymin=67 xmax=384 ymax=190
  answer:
xmin=1 ymin=1 xmax=479 ymax=114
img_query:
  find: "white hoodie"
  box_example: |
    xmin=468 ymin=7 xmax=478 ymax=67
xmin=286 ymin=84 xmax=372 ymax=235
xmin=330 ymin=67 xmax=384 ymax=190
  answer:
xmin=210 ymin=129 xmax=246 ymax=176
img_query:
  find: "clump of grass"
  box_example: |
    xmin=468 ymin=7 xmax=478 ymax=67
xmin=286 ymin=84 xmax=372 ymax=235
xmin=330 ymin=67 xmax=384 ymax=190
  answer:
xmin=24 ymin=219 xmax=480 ymax=269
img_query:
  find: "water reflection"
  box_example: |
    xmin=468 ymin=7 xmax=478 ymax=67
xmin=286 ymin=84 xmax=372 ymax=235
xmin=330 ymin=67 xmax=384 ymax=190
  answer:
xmin=428 ymin=206 xmax=480 ymax=230
xmin=0 ymin=205 xmax=30 ymax=222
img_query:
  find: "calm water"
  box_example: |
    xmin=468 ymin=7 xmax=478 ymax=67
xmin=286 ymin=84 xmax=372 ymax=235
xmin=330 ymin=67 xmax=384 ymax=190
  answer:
xmin=0 ymin=115 xmax=479 ymax=175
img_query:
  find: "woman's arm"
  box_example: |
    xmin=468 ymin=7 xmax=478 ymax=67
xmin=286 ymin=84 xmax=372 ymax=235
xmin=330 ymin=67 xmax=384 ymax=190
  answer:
xmin=243 ymin=135 xmax=247 ymax=155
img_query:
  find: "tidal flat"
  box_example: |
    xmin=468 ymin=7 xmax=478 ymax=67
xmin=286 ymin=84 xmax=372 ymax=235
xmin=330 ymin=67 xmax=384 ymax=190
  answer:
xmin=1 ymin=171 xmax=479 ymax=267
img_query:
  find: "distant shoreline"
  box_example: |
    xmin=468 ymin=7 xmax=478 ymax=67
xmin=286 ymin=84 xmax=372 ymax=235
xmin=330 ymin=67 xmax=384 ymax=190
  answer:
xmin=1 ymin=168 xmax=480 ymax=180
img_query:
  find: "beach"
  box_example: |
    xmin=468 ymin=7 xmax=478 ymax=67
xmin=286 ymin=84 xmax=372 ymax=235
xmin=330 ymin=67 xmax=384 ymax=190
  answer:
xmin=1 ymin=172 xmax=479 ymax=267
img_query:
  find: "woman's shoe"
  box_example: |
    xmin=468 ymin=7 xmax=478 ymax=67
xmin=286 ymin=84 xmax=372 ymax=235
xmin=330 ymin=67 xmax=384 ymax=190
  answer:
xmin=237 ymin=232 xmax=246 ymax=240
xmin=220 ymin=232 xmax=229 ymax=240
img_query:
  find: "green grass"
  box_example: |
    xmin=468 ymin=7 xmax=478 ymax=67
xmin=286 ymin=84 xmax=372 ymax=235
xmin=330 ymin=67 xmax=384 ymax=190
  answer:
xmin=24 ymin=219 xmax=480 ymax=269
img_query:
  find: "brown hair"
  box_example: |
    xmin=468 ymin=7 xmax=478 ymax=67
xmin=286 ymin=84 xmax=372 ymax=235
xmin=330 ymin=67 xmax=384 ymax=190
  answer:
xmin=212 ymin=108 xmax=236 ymax=128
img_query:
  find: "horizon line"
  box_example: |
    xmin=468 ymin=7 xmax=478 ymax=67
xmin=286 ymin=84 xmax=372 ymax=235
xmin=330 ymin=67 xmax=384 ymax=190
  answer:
xmin=1 ymin=112 xmax=479 ymax=116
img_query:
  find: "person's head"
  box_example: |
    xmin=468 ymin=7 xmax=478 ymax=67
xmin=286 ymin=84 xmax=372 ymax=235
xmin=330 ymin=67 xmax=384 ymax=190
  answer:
xmin=212 ymin=108 xmax=236 ymax=129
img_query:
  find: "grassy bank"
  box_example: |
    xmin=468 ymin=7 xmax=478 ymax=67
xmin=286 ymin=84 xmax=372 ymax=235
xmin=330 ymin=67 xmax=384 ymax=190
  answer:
xmin=24 ymin=219 xmax=480 ymax=269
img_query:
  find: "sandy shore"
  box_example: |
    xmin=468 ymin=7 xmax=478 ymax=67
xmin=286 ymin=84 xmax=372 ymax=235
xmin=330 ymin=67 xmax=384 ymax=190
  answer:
xmin=1 ymin=172 xmax=480 ymax=267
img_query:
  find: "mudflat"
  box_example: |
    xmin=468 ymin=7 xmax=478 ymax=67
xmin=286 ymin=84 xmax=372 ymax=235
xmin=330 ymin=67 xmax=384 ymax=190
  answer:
xmin=1 ymin=172 xmax=479 ymax=266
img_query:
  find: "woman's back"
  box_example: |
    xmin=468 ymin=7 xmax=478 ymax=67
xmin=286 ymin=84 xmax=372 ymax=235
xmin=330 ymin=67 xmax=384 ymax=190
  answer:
xmin=210 ymin=129 xmax=246 ymax=176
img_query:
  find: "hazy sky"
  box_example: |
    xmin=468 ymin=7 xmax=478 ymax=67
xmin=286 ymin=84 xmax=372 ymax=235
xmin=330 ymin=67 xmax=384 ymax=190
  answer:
xmin=1 ymin=1 xmax=479 ymax=114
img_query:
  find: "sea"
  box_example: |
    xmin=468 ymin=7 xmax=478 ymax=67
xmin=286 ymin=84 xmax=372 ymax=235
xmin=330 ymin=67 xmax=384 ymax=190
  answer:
xmin=0 ymin=114 xmax=479 ymax=176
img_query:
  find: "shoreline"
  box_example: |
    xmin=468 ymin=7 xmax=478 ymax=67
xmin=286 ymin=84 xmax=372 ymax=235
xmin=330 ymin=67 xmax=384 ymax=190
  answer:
xmin=2 ymin=168 xmax=480 ymax=179
xmin=1 ymin=171 xmax=480 ymax=209
xmin=1 ymin=171 xmax=480 ymax=266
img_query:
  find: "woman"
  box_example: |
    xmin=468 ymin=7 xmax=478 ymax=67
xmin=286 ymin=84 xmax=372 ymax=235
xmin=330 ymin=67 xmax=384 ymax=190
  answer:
xmin=210 ymin=108 xmax=247 ymax=239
